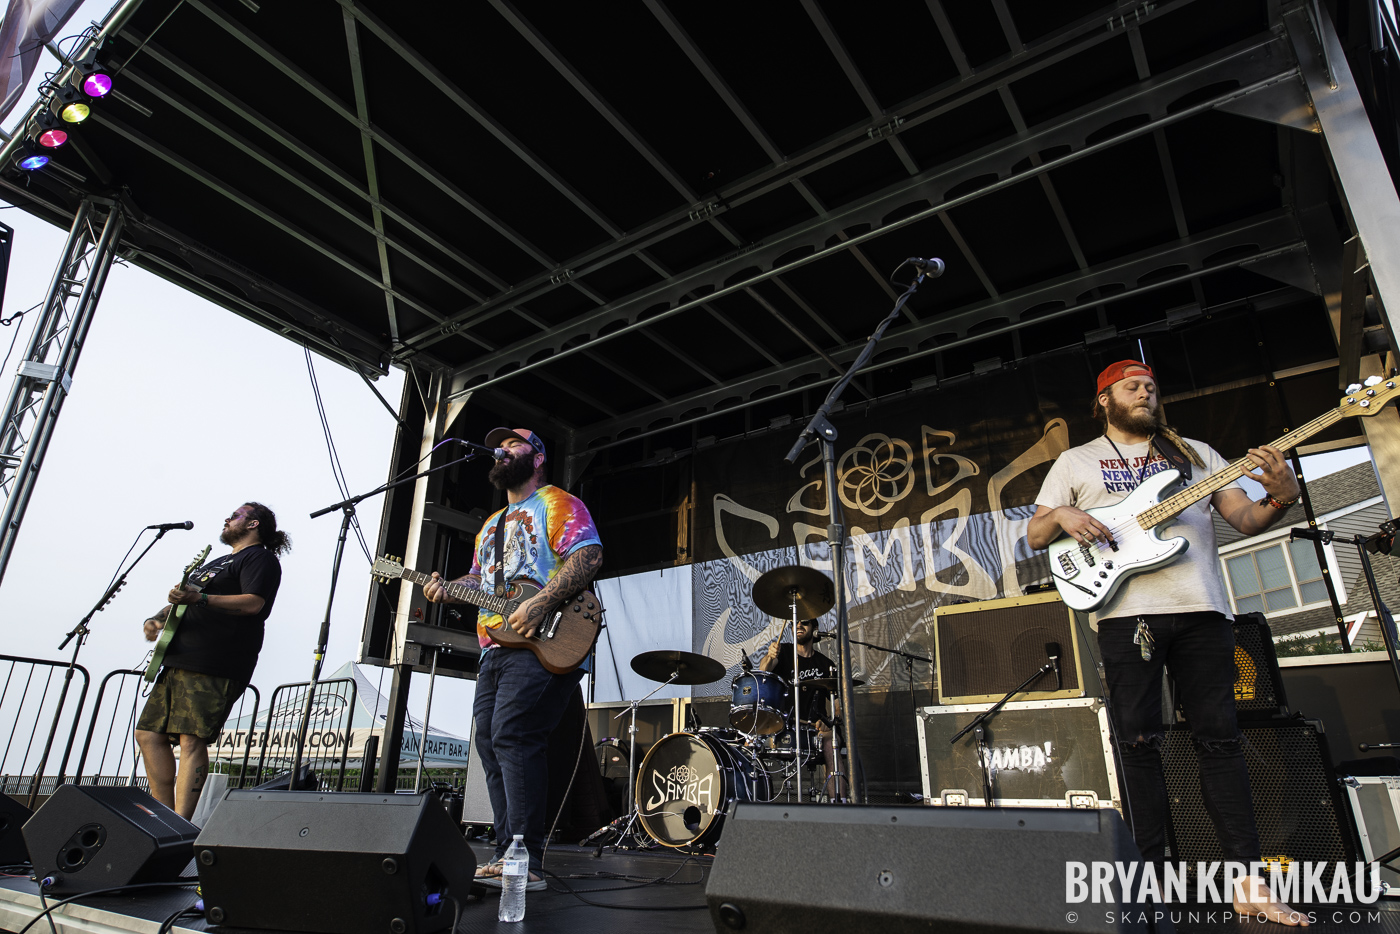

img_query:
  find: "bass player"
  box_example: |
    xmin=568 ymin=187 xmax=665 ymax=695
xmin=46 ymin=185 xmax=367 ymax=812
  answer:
xmin=422 ymin=428 xmax=602 ymax=888
xmin=1026 ymin=360 xmax=1306 ymax=925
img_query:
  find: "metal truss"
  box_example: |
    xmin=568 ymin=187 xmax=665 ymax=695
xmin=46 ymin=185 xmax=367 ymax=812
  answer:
xmin=571 ymin=209 xmax=1309 ymax=449
xmin=0 ymin=200 xmax=125 ymax=586
xmin=444 ymin=32 xmax=1299 ymax=391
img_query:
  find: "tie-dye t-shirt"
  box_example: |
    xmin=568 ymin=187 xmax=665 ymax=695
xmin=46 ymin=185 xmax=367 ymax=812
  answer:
xmin=470 ymin=485 xmax=602 ymax=650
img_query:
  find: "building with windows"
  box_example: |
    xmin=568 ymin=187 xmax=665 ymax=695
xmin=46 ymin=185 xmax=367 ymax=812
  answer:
xmin=1213 ymin=461 xmax=1398 ymax=648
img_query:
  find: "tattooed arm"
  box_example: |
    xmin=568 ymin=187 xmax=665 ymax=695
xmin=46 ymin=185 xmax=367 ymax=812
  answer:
xmin=506 ymin=544 xmax=603 ymax=637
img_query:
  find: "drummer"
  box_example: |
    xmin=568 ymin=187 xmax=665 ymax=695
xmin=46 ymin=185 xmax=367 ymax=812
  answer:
xmin=759 ymin=618 xmax=837 ymax=725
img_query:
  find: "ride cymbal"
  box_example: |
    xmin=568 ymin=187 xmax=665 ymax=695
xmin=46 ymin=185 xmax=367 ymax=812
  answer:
xmin=752 ymin=565 xmax=835 ymax=619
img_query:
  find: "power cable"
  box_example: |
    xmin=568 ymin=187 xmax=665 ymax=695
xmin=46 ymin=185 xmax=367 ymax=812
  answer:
xmin=303 ymin=344 xmax=371 ymax=562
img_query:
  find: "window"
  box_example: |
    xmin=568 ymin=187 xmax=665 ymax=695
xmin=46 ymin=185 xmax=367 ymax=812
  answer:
xmin=1224 ymin=539 xmax=1330 ymax=615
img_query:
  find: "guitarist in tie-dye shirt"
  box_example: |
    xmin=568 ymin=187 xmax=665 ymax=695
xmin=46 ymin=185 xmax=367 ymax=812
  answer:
xmin=423 ymin=427 xmax=602 ymax=888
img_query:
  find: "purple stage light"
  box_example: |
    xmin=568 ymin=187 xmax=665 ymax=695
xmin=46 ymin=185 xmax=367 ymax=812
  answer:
xmin=81 ymin=73 xmax=112 ymax=98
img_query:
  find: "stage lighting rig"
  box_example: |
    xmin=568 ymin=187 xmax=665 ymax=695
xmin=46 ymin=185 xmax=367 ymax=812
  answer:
xmin=11 ymin=52 xmax=117 ymax=174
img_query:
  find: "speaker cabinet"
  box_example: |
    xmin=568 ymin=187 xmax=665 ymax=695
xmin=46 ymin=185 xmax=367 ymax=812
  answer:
xmin=706 ymin=803 xmax=1162 ymax=933
xmin=0 ymin=794 xmax=32 ymax=865
xmin=1228 ymin=612 xmax=1289 ymax=719
xmin=195 ymin=790 xmax=476 ymax=934
xmin=935 ymin=592 xmax=1086 ymax=703
xmin=22 ymin=785 xmax=199 ymax=894
xmin=1163 ymin=718 xmax=1358 ymax=870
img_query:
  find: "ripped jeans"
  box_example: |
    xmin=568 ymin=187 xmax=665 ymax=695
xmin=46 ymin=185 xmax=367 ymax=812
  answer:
xmin=1098 ymin=611 xmax=1261 ymax=864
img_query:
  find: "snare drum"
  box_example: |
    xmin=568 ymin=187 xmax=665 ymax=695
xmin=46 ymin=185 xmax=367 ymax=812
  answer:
xmin=761 ymin=723 xmax=822 ymax=766
xmin=729 ymin=670 xmax=790 ymax=735
xmin=635 ymin=731 xmax=769 ymax=849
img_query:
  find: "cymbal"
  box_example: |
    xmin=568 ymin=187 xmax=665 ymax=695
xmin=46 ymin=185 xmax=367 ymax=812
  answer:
xmin=630 ymin=649 xmax=726 ymax=686
xmin=752 ymin=565 xmax=835 ymax=620
xmin=794 ymin=677 xmax=865 ymax=692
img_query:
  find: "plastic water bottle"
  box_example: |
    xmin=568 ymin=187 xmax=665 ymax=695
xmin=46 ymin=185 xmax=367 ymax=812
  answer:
xmin=498 ymin=834 xmax=529 ymax=922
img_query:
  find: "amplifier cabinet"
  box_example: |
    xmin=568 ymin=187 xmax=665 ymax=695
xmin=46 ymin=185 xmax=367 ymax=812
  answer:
xmin=917 ymin=697 xmax=1120 ymax=812
xmin=1342 ymin=776 xmax=1400 ymax=895
xmin=934 ymin=591 xmax=1086 ymax=703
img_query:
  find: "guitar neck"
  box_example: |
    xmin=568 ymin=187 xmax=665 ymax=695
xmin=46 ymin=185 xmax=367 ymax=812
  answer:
xmin=395 ymin=567 xmax=511 ymax=616
xmin=1136 ymin=407 xmax=1346 ymax=527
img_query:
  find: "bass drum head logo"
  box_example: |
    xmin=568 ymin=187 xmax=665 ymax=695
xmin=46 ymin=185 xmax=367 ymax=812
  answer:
xmin=637 ymin=734 xmax=721 ymax=845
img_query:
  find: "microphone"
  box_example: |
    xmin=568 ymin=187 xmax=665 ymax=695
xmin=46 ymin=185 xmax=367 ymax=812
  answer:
xmin=812 ymin=630 xmax=837 ymax=641
xmin=147 ymin=521 xmax=193 ymax=531
xmin=739 ymin=653 xmax=753 ymax=672
xmin=453 ymin=439 xmax=509 ymax=460
xmin=907 ymin=257 xmax=946 ymax=277
xmin=1045 ymin=642 xmax=1062 ymax=690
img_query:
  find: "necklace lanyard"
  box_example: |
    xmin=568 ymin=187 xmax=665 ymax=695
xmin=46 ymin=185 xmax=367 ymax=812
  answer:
xmin=1105 ymin=436 xmax=1154 ymax=490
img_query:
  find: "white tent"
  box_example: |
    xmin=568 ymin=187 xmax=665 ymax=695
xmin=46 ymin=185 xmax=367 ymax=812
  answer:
xmin=212 ymin=662 xmax=470 ymax=769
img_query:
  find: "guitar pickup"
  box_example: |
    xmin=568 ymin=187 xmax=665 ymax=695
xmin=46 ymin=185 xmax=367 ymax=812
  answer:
xmin=1078 ymin=545 xmax=1097 ymax=567
xmin=1057 ymin=553 xmax=1078 ymax=578
xmin=542 ymin=611 xmax=562 ymax=640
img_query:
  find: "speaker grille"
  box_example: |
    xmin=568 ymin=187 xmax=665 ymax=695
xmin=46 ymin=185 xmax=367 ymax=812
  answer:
xmin=1162 ymin=721 xmax=1356 ymax=867
xmin=1230 ymin=613 xmax=1288 ymax=715
xmin=937 ymin=596 xmax=1081 ymax=702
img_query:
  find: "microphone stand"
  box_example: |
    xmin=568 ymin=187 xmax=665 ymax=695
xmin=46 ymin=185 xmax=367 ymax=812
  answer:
xmin=783 ymin=267 xmax=934 ymax=804
xmin=29 ymin=527 xmax=174 ymax=807
xmin=848 ymin=637 xmax=930 ymax=801
xmin=949 ymin=657 xmax=1057 ymax=807
xmin=289 ymin=444 xmax=494 ymax=786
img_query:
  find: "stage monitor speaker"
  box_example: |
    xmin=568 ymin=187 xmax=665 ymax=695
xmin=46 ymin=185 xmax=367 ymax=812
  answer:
xmin=706 ymin=803 xmax=1165 ymax=933
xmin=1163 ymin=718 xmax=1357 ymax=870
xmin=1226 ymin=612 xmax=1289 ymax=719
xmin=22 ymin=785 xmax=199 ymax=894
xmin=195 ymin=790 xmax=477 ymax=934
xmin=935 ymin=592 xmax=1087 ymax=703
xmin=0 ymin=794 xmax=32 ymax=865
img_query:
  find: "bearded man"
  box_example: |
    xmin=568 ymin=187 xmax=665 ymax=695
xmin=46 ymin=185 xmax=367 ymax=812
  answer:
xmin=423 ymin=428 xmax=602 ymax=888
xmin=1027 ymin=360 xmax=1308 ymax=925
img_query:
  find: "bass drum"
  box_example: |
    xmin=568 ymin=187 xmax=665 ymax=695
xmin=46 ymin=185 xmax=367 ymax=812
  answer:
xmin=635 ymin=731 xmax=769 ymax=849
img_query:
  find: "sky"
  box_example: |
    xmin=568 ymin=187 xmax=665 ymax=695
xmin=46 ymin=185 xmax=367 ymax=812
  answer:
xmin=0 ymin=2 xmax=1381 ymax=775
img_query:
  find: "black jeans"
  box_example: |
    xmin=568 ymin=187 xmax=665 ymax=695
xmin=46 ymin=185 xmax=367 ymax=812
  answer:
xmin=1098 ymin=611 xmax=1260 ymax=864
xmin=473 ymin=647 xmax=584 ymax=872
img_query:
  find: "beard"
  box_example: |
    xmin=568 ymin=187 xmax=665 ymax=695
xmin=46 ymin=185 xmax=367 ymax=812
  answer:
xmin=1105 ymin=394 xmax=1160 ymax=435
xmin=489 ymin=452 xmax=536 ymax=491
xmin=796 ymin=627 xmax=816 ymax=647
xmin=219 ymin=526 xmax=235 ymax=546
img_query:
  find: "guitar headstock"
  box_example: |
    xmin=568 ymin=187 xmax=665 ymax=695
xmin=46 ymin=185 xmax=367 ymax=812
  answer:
xmin=1341 ymin=375 xmax=1400 ymax=416
xmin=187 ymin=546 xmax=211 ymax=574
xmin=371 ymin=554 xmax=406 ymax=584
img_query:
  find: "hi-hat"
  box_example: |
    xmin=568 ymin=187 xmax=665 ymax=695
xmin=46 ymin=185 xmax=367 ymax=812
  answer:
xmin=752 ymin=565 xmax=835 ymax=619
xmin=630 ymin=649 xmax=726 ymax=685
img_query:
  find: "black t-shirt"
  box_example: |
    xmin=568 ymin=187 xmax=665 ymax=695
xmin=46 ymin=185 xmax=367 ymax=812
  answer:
xmin=771 ymin=647 xmax=838 ymax=724
xmin=161 ymin=545 xmax=282 ymax=686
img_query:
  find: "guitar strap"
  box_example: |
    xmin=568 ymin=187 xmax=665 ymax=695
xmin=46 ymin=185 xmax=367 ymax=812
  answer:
xmin=493 ymin=508 xmax=507 ymax=598
xmin=1151 ymin=433 xmax=1193 ymax=482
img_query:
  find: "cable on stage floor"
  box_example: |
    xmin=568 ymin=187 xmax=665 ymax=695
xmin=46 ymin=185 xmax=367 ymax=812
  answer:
xmin=14 ymin=880 xmax=199 ymax=934
xmin=537 ymin=856 xmax=710 ymax=910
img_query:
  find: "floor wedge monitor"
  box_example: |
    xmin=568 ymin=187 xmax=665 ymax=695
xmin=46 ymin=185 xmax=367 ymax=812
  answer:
xmin=706 ymin=803 xmax=1167 ymax=933
xmin=194 ymin=789 xmax=477 ymax=934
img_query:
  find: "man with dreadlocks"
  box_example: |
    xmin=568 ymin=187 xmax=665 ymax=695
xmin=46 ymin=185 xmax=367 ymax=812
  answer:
xmin=1028 ymin=360 xmax=1308 ymax=926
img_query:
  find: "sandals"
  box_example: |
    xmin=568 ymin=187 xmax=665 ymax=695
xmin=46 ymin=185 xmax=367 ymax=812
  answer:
xmin=475 ymin=859 xmax=545 ymax=891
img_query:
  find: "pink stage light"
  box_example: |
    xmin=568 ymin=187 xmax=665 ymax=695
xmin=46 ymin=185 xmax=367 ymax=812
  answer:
xmin=38 ymin=129 xmax=67 ymax=148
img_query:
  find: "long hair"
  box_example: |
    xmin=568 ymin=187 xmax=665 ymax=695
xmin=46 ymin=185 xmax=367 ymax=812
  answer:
xmin=243 ymin=502 xmax=292 ymax=555
xmin=1091 ymin=397 xmax=1206 ymax=469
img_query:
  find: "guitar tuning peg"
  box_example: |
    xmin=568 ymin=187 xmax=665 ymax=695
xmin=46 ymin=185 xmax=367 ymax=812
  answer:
xmin=1346 ymin=383 xmax=1363 ymax=394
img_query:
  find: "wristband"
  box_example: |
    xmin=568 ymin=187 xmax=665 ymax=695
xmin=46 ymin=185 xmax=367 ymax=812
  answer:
xmin=196 ymin=592 xmax=209 ymax=607
xmin=1259 ymin=493 xmax=1299 ymax=510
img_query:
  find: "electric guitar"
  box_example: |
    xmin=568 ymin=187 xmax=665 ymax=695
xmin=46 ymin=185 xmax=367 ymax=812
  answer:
xmin=143 ymin=545 xmax=212 ymax=682
xmin=369 ymin=555 xmax=602 ymax=674
xmin=1049 ymin=376 xmax=1400 ymax=612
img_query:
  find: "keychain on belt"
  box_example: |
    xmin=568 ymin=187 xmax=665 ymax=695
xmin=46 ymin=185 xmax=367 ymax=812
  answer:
xmin=1132 ymin=617 xmax=1154 ymax=662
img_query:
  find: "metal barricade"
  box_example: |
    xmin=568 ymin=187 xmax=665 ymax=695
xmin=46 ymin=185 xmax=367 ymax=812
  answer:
xmin=72 ymin=669 xmax=261 ymax=790
xmin=254 ymin=678 xmax=356 ymax=791
xmin=0 ymin=655 xmax=90 ymax=807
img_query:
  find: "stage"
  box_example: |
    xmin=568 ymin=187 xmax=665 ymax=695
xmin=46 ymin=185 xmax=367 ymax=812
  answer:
xmin=3 ymin=839 xmax=1400 ymax=934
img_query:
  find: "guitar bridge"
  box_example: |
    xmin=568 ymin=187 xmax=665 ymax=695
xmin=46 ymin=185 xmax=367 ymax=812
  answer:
xmin=1057 ymin=552 xmax=1079 ymax=578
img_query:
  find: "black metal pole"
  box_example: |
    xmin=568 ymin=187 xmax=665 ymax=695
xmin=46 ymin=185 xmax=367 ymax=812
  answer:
xmin=1351 ymin=536 xmax=1400 ymax=698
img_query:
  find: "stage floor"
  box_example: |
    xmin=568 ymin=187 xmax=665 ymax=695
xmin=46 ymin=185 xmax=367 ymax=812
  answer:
xmin=0 ymin=845 xmax=715 ymax=934
xmin=4 ymin=844 xmax=1400 ymax=933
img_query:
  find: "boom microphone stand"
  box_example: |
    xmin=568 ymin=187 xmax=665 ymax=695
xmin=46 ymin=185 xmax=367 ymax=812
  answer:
xmin=30 ymin=526 xmax=176 ymax=807
xmin=783 ymin=258 xmax=943 ymax=803
xmin=292 ymin=443 xmax=496 ymax=785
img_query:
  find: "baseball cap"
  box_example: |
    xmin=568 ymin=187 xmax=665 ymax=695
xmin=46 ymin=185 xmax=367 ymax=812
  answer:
xmin=485 ymin=427 xmax=546 ymax=461
xmin=1095 ymin=360 xmax=1155 ymax=396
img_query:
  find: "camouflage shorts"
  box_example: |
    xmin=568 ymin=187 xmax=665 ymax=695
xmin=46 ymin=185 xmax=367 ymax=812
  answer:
xmin=136 ymin=668 xmax=242 ymax=745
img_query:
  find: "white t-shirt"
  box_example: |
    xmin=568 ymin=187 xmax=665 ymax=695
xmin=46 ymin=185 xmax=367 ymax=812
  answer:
xmin=1035 ymin=435 xmax=1242 ymax=625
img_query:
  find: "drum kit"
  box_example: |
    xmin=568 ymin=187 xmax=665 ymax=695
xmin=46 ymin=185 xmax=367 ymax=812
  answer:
xmin=605 ymin=564 xmax=864 ymax=853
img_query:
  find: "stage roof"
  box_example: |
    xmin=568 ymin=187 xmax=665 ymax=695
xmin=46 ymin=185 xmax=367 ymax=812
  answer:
xmin=0 ymin=0 xmax=1381 ymax=458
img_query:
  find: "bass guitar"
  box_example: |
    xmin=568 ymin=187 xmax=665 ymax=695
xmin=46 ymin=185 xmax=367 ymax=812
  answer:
xmin=1049 ymin=376 xmax=1400 ymax=612
xmin=144 ymin=545 xmax=212 ymax=682
xmin=370 ymin=555 xmax=601 ymax=674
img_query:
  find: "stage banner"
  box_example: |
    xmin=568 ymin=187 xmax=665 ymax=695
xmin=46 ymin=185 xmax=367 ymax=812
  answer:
xmin=690 ymin=357 xmax=1097 ymax=695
